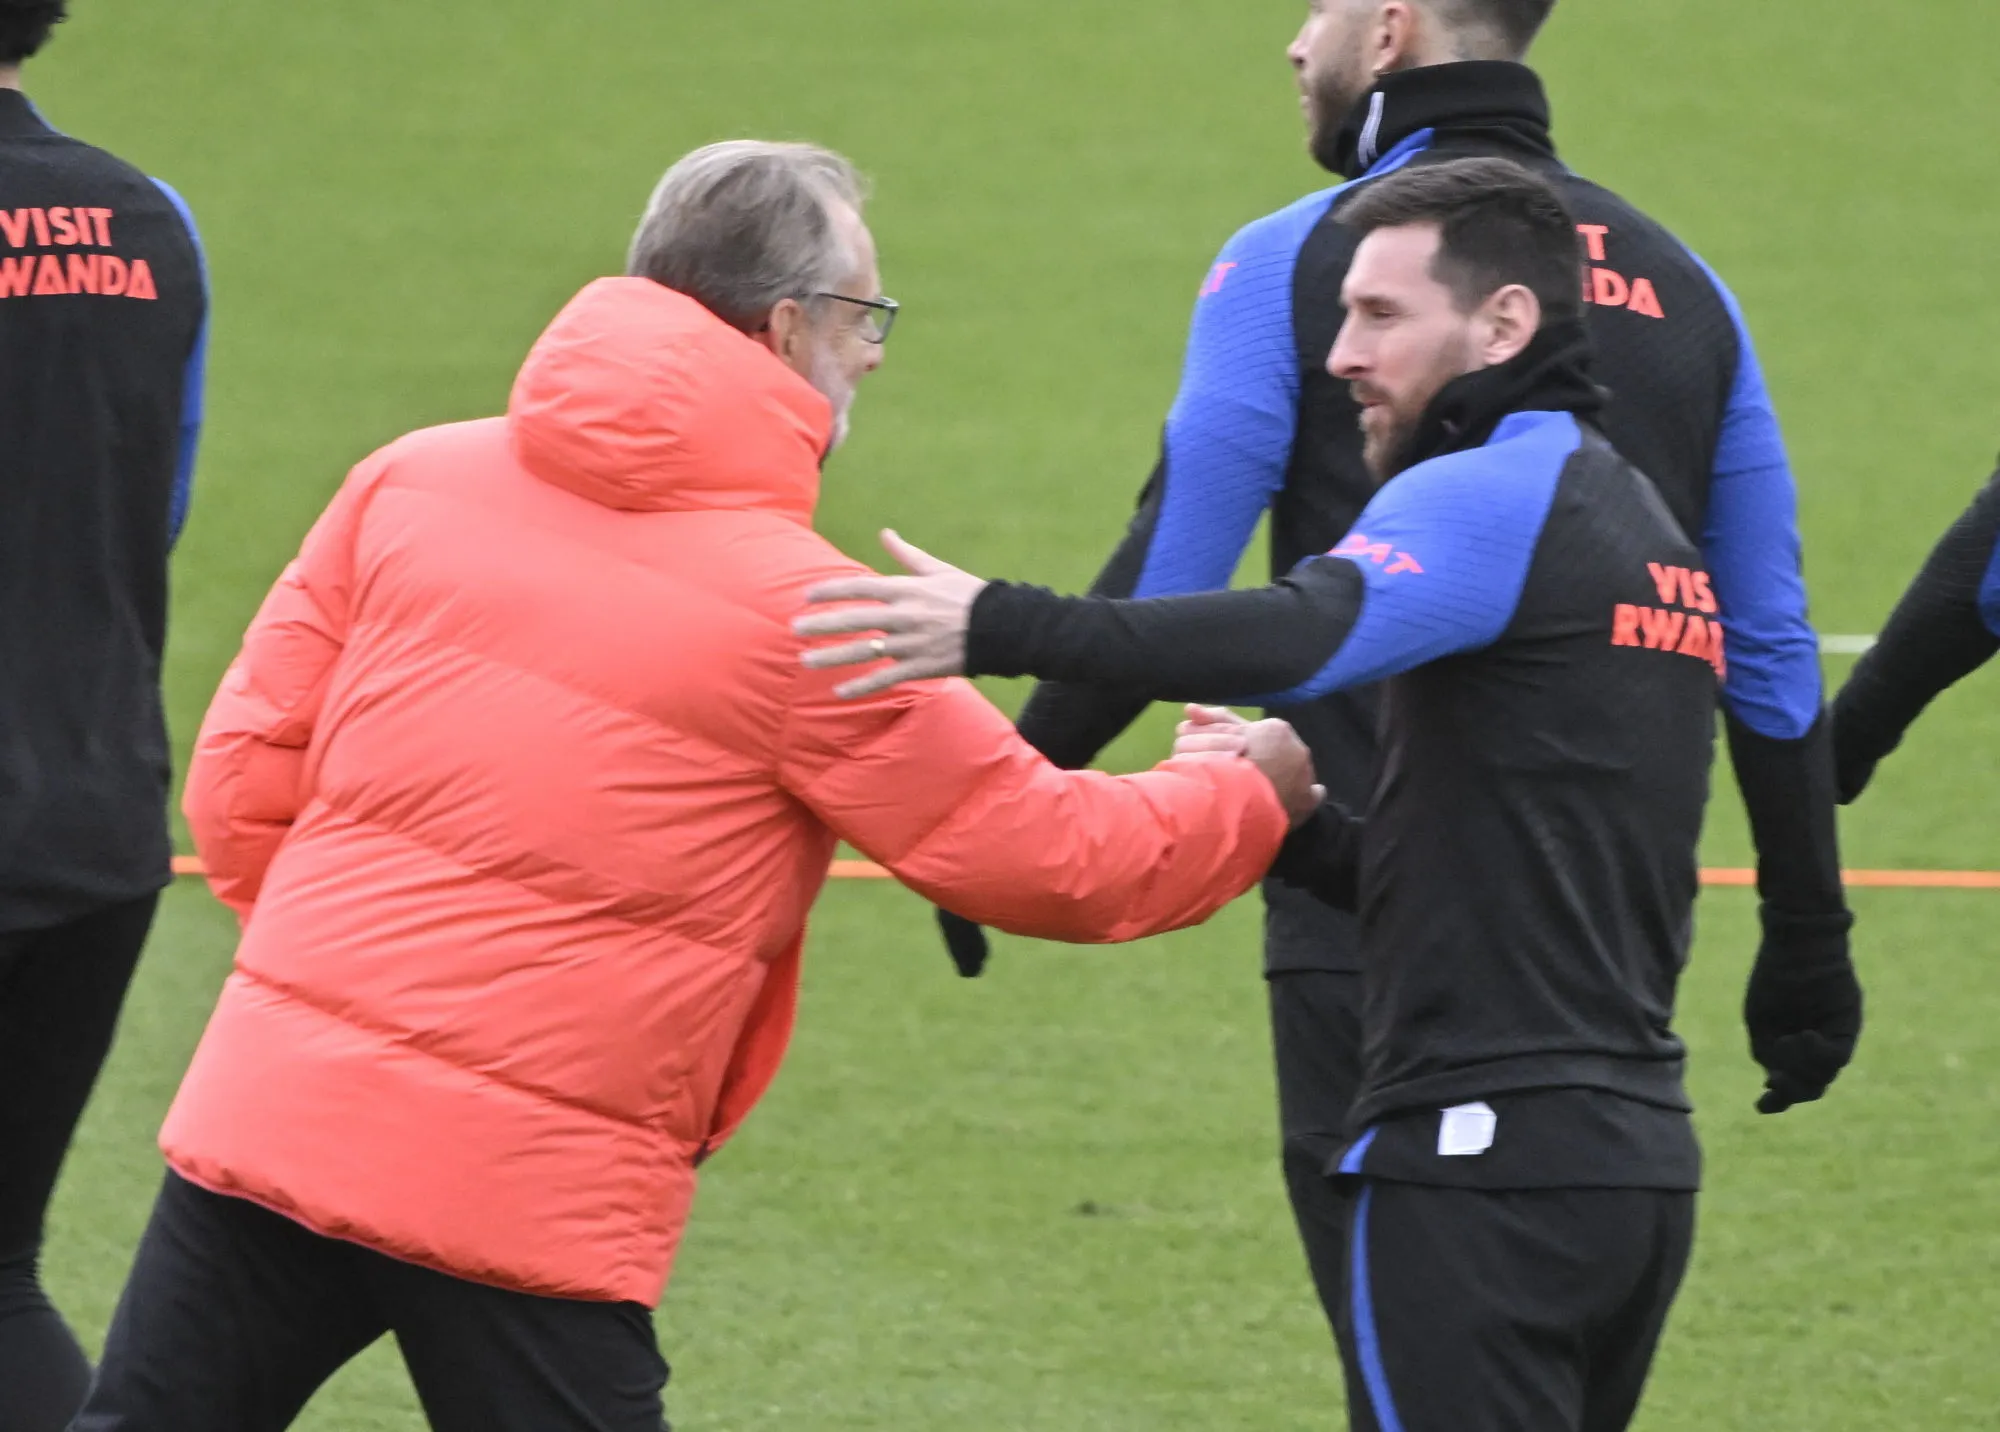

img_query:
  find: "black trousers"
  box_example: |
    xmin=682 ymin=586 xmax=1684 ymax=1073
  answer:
xmin=1267 ymin=969 xmax=1365 ymax=1346
xmin=75 ymin=1173 xmax=671 ymax=1432
xmin=1340 ymin=1181 xmax=1695 ymax=1432
xmin=0 ymin=893 xmax=156 ymax=1432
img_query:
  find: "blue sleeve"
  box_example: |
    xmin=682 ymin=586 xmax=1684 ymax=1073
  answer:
xmin=1252 ymin=412 xmax=1577 ymax=705
xmin=1689 ymin=259 xmax=1822 ymax=740
xmin=152 ymin=178 xmax=207 ymax=550
xmin=1129 ymin=190 xmax=1339 ymax=598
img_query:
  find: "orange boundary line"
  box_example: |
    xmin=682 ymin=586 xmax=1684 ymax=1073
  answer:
xmin=1701 ymin=868 xmax=2000 ymax=890
xmin=827 ymin=860 xmax=893 ymax=880
xmin=170 ymin=856 xmax=2000 ymax=890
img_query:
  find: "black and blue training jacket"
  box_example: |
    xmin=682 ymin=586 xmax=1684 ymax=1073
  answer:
xmin=0 ymin=87 xmax=206 ymax=929
xmin=1012 ymin=60 xmax=1842 ymax=974
xmin=969 ymin=323 xmax=1717 ymax=1119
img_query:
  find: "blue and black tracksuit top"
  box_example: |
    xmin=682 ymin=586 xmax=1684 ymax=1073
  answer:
xmin=0 ymin=87 xmax=206 ymax=929
xmin=968 ymin=323 xmax=1717 ymax=1121
xmin=1011 ymin=60 xmax=1843 ymax=974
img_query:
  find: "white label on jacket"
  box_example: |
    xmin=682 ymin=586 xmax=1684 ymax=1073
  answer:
xmin=1438 ymin=1102 xmax=1498 ymax=1157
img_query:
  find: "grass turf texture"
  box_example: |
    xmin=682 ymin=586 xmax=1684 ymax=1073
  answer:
xmin=27 ymin=0 xmax=2000 ymax=1425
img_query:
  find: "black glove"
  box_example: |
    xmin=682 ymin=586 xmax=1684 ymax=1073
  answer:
xmin=1268 ymin=798 xmax=1364 ymax=913
xmin=936 ymin=908 xmax=990 ymax=978
xmin=1743 ymin=906 xmax=1862 ymax=1114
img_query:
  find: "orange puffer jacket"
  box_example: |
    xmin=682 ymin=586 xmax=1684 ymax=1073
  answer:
xmin=168 ymin=277 xmax=1285 ymax=1307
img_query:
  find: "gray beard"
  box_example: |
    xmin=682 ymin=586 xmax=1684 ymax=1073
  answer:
xmin=809 ymin=347 xmax=856 ymax=453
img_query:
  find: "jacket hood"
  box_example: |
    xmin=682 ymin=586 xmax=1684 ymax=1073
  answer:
xmin=508 ymin=277 xmax=834 ymax=520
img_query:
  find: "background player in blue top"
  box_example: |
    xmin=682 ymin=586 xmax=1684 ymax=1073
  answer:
xmin=914 ymin=0 xmax=1854 ymax=1359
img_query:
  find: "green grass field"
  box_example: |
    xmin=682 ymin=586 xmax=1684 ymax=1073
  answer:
xmin=24 ymin=0 xmax=2000 ymax=1426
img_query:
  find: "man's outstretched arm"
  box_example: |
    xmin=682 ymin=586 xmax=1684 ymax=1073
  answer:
xmin=967 ymin=559 xmax=1365 ymax=700
xmin=775 ymin=661 xmax=1298 ymax=948
xmin=796 ymin=448 xmax=1553 ymax=709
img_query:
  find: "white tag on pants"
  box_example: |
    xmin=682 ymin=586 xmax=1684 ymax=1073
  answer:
xmin=1438 ymin=1101 xmax=1498 ymax=1157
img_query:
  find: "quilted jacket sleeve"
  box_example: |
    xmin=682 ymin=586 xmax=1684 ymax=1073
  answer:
xmin=183 ymin=457 xmax=385 ymax=916
xmin=776 ymin=663 xmax=1287 ymax=944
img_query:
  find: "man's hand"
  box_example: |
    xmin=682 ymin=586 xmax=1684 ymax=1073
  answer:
xmin=1743 ymin=907 xmax=1863 ymax=1114
xmin=1171 ymin=705 xmax=1324 ymax=827
xmin=793 ymin=530 xmax=989 ymax=699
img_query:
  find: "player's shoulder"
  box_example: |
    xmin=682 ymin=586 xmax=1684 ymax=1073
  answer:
xmin=1402 ymin=414 xmax=1590 ymax=521
xmin=1435 ymin=411 xmax=1587 ymax=481
xmin=1555 ymin=173 xmax=1682 ymax=250
xmin=4 ymin=127 xmax=203 ymax=265
xmin=144 ymin=175 xmax=201 ymax=238
xmin=1192 ymin=187 xmax=1348 ymax=316
xmin=8 ymin=117 xmax=174 ymax=205
xmin=693 ymin=523 xmax=898 ymax=632
xmin=1332 ymin=417 xmax=1586 ymax=593
xmin=1555 ymin=171 xmax=1735 ymax=314
xmin=1216 ymin=185 xmax=1345 ymax=263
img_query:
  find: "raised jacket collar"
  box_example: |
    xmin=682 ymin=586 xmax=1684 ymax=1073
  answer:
xmin=1333 ymin=60 xmax=1556 ymax=177
xmin=1394 ymin=318 xmax=1606 ymax=477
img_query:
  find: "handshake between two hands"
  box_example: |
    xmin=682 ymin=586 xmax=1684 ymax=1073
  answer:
xmin=1172 ymin=705 xmax=1325 ymax=829
xmin=1183 ymin=704 xmax=1866 ymax=1119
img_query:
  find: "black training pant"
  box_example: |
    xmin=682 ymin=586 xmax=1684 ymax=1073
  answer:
xmin=75 ymin=1172 xmax=671 ymax=1432
xmin=1340 ymin=1181 xmax=1695 ymax=1432
xmin=0 ymin=893 xmax=156 ymax=1432
xmin=1267 ymin=968 xmax=1364 ymax=1346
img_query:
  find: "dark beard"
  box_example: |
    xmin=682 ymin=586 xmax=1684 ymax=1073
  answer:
xmin=1307 ymin=71 xmax=1370 ymax=173
xmin=1361 ymin=413 xmax=1417 ymax=484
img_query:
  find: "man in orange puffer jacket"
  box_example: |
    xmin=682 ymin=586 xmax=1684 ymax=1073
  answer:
xmin=73 ymin=142 xmax=1304 ymax=1432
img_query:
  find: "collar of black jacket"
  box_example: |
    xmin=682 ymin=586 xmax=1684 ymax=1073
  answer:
xmin=1332 ymin=60 xmax=1555 ymax=177
xmin=0 ymin=88 xmax=50 ymax=139
xmin=1391 ymin=317 xmax=1605 ymax=476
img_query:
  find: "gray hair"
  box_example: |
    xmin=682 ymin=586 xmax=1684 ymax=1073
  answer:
xmin=626 ymin=140 xmax=868 ymax=333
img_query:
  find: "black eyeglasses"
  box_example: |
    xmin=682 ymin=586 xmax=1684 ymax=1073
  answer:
xmin=813 ymin=292 xmax=899 ymax=344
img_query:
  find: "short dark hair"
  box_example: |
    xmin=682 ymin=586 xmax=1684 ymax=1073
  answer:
xmin=0 ymin=0 xmax=67 ymax=65
xmin=1335 ymin=156 xmax=1582 ymax=325
xmin=1440 ymin=0 xmax=1557 ymax=57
